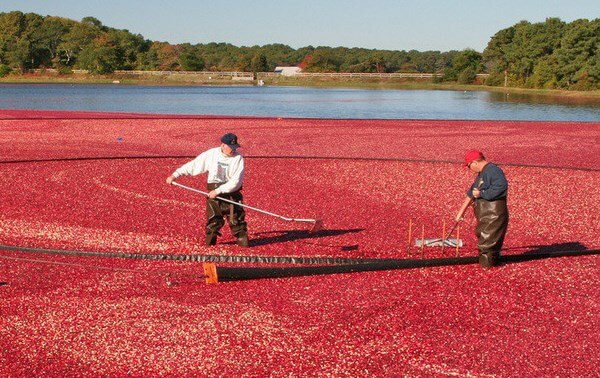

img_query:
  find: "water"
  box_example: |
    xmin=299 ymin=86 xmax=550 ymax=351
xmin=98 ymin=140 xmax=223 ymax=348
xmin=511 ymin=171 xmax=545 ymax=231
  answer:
xmin=0 ymin=83 xmax=598 ymax=121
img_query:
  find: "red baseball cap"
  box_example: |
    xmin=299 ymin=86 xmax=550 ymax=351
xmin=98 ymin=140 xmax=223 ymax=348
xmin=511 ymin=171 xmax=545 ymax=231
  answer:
xmin=464 ymin=150 xmax=483 ymax=166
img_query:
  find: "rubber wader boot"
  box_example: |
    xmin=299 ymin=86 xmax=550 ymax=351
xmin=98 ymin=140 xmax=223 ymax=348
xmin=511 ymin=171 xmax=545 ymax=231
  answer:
xmin=205 ymin=233 xmax=218 ymax=246
xmin=479 ymin=252 xmax=499 ymax=268
xmin=237 ymin=234 xmax=249 ymax=247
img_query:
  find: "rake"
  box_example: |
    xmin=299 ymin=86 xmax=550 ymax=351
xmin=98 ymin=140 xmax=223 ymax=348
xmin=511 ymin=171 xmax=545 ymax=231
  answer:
xmin=416 ymin=179 xmax=484 ymax=248
xmin=171 ymin=182 xmax=323 ymax=233
xmin=414 ymin=219 xmax=463 ymax=248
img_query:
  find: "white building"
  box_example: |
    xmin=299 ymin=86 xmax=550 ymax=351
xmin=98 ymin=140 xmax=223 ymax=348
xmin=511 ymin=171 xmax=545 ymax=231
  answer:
xmin=274 ymin=66 xmax=302 ymax=76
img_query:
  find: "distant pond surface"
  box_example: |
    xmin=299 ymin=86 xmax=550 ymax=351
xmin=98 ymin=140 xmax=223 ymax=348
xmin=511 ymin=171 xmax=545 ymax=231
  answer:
xmin=0 ymin=83 xmax=598 ymax=121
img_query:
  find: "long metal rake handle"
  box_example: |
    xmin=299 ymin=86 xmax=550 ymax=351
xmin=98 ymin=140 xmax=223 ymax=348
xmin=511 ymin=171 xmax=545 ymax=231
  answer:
xmin=424 ymin=182 xmax=482 ymax=246
xmin=443 ymin=219 xmax=461 ymax=241
xmin=423 ymin=198 xmax=472 ymax=246
xmin=171 ymin=181 xmax=316 ymax=222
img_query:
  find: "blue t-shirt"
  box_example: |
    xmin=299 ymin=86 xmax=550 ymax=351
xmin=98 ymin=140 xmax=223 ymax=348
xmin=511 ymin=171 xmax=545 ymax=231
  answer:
xmin=467 ymin=163 xmax=508 ymax=200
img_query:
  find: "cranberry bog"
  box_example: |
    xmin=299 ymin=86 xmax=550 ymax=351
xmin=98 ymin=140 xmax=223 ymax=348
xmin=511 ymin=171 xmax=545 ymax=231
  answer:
xmin=1 ymin=110 xmax=598 ymax=377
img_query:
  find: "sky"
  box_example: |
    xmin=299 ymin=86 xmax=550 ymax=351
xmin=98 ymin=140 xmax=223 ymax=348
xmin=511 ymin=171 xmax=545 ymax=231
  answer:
xmin=2 ymin=0 xmax=599 ymax=52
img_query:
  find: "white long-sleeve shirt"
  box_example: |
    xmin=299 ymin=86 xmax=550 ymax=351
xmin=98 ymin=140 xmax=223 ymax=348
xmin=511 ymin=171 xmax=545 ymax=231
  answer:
xmin=172 ymin=147 xmax=244 ymax=194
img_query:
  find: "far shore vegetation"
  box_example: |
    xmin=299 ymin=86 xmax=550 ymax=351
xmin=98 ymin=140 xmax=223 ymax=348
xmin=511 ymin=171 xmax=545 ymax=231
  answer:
xmin=2 ymin=70 xmax=599 ymax=102
xmin=0 ymin=11 xmax=598 ymax=97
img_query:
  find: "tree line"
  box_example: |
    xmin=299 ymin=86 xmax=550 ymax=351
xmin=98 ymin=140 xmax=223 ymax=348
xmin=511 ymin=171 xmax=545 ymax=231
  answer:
xmin=0 ymin=11 xmax=598 ymax=90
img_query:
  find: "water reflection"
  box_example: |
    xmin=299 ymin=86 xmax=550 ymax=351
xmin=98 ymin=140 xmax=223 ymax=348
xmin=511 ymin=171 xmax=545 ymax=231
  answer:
xmin=488 ymin=91 xmax=600 ymax=107
xmin=0 ymin=84 xmax=598 ymax=121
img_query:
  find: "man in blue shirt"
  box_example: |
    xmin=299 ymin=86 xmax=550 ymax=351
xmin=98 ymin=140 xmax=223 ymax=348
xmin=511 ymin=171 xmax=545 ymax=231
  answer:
xmin=456 ymin=150 xmax=509 ymax=268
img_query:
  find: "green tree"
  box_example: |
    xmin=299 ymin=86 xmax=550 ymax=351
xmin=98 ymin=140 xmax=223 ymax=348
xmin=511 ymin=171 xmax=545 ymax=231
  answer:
xmin=198 ymin=42 xmax=239 ymax=70
xmin=257 ymin=43 xmax=299 ymax=69
xmin=443 ymin=49 xmax=482 ymax=82
xmin=108 ymin=29 xmax=149 ymax=70
xmin=530 ymin=57 xmax=558 ymax=88
xmin=305 ymin=48 xmax=342 ymax=72
xmin=81 ymin=16 xmax=105 ymax=30
xmin=33 ymin=17 xmax=70 ymax=67
xmin=482 ymin=17 xmax=600 ymax=89
xmin=553 ymin=19 xmax=599 ymax=89
xmin=58 ymin=20 xmax=100 ymax=66
xmin=179 ymin=44 xmax=205 ymax=71
xmin=250 ymin=53 xmax=268 ymax=72
xmin=585 ymin=53 xmax=600 ymax=89
xmin=495 ymin=19 xmax=565 ymax=86
xmin=137 ymin=42 xmax=161 ymax=70
xmin=0 ymin=64 xmax=10 ymax=77
xmin=6 ymin=39 xmax=30 ymax=73
xmin=410 ymin=50 xmax=442 ymax=73
xmin=78 ymin=34 xmax=119 ymax=73
xmin=0 ymin=11 xmax=31 ymax=72
xmin=483 ymin=25 xmax=515 ymax=83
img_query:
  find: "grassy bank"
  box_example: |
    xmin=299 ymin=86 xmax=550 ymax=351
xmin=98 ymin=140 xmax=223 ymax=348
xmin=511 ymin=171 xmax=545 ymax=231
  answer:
xmin=267 ymin=76 xmax=600 ymax=100
xmin=2 ymin=71 xmax=599 ymax=101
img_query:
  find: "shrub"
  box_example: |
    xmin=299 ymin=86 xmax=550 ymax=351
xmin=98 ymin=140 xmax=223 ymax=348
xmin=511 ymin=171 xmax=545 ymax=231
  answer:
xmin=58 ymin=65 xmax=73 ymax=75
xmin=484 ymin=72 xmax=505 ymax=86
xmin=457 ymin=67 xmax=476 ymax=84
xmin=0 ymin=65 xmax=11 ymax=77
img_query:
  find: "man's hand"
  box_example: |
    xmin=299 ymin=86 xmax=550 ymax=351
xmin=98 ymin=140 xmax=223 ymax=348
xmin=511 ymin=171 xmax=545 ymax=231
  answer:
xmin=208 ymin=190 xmax=219 ymax=199
xmin=456 ymin=196 xmax=474 ymax=221
xmin=472 ymin=188 xmax=481 ymax=198
xmin=166 ymin=175 xmax=175 ymax=185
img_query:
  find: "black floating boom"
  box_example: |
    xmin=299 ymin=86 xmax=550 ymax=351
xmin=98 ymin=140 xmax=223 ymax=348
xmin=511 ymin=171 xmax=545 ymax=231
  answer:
xmin=214 ymin=249 xmax=599 ymax=281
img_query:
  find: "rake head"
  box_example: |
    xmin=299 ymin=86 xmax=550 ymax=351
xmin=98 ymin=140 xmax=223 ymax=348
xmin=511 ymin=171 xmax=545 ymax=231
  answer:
xmin=309 ymin=219 xmax=324 ymax=233
xmin=415 ymin=238 xmax=463 ymax=248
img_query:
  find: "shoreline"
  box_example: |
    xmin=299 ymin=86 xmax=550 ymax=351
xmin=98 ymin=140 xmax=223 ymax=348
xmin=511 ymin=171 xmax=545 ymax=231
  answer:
xmin=2 ymin=109 xmax=599 ymax=125
xmin=2 ymin=72 xmax=599 ymax=102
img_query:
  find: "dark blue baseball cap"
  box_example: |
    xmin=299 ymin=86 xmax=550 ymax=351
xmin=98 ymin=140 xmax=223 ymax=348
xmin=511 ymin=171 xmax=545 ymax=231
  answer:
xmin=220 ymin=133 xmax=240 ymax=149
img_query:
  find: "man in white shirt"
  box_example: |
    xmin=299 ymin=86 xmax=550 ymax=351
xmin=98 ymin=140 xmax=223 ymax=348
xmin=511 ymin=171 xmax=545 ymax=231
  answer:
xmin=166 ymin=133 xmax=249 ymax=247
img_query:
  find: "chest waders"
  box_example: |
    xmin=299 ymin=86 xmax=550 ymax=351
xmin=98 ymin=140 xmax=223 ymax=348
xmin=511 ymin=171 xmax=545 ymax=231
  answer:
xmin=205 ymin=183 xmax=248 ymax=247
xmin=473 ymin=198 xmax=508 ymax=267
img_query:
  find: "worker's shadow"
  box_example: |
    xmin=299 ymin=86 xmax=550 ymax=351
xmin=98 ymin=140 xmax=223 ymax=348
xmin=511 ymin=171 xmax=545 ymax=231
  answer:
xmin=228 ymin=228 xmax=364 ymax=249
xmin=501 ymin=241 xmax=598 ymax=265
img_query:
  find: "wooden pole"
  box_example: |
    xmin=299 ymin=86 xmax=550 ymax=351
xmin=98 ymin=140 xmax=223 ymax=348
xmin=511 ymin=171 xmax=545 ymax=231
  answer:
xmin=408 ymin=219 xmax=413 ymax=257
xmin=441 ymin=219 xmax=446 ymax=254
xmin=455 ymin=223 xmax=460 ymax=257
xmin=420 ymin=224 xmax=425 ymax=259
